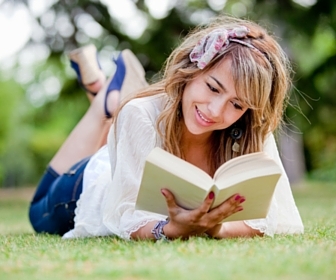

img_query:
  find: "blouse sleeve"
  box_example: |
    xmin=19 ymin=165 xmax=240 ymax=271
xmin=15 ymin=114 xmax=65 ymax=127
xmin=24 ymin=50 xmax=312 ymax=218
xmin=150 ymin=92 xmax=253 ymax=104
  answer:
xmin=102 ymin=101 xmax=166 ymax=240
xmin=244 ymin=133 xmax=304 ymax=236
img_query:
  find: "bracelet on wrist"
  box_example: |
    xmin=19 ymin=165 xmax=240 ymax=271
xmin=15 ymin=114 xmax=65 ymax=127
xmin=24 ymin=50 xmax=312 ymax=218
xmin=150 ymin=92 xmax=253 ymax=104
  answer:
xmin=151 ymin=219 xmax=170 ymax=242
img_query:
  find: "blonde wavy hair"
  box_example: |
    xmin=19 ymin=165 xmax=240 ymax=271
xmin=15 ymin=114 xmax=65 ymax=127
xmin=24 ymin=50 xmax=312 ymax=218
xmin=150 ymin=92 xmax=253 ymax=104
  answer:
xmin=114 ymin=16 xmax=292 ymax=175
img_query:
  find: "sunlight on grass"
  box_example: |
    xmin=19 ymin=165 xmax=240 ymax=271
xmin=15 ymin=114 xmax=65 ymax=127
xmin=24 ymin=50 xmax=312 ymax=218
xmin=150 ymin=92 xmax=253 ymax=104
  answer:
xmin=0 ymin=182 xmax=335 ymax=280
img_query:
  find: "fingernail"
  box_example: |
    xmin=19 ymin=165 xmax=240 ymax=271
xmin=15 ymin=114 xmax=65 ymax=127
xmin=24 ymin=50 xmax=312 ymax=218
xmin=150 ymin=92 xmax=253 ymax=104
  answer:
xmin=238 ymin=207 xmax=243 ymax=212
xmin=208 ymin=191 xmax=214 ymax=200
xmin=239 ymin=198 xmax=245 ymax=203
xmin=235 ymin=195 xmax=241 ymax=201
xmin=161 ymin=189 xmax=166 ymax=197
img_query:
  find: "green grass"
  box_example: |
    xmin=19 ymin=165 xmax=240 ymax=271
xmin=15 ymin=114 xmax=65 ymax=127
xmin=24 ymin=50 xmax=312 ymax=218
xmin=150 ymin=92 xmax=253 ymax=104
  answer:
xmin=1 ymin=182 xmax=335 ymax=280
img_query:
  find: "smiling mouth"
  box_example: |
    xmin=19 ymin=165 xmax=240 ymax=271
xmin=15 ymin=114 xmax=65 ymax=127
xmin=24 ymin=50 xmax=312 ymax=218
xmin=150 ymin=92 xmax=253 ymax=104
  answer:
xmin=196 ymin=106 xmax=213 ymax=123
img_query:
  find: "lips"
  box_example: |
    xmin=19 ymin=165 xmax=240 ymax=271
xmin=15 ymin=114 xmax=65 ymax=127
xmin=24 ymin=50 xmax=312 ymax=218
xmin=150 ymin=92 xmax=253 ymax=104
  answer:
xmin=196 ymin=106 xmax=214 ymax=123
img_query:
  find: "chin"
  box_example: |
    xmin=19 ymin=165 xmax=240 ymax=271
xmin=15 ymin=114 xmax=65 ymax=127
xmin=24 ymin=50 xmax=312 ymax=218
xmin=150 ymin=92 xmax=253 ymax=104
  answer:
xmin=185 ymin=124 xmax=213 ymax=136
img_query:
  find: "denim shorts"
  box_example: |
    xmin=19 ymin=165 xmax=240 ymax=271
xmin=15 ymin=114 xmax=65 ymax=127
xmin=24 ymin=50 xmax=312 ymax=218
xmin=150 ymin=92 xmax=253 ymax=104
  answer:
xmin=29 ymin=157 xmax=90 ymax=235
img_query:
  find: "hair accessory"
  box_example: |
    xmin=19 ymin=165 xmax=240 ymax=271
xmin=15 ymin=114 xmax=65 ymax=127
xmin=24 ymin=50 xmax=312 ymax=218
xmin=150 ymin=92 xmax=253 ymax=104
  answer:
xmin=190 ymin=26 xmax=262 ymax=69
xmin=151 ymin=219 xmax=170 ymax=242
xmin=230 ymin=127 xmax=243 ymax=152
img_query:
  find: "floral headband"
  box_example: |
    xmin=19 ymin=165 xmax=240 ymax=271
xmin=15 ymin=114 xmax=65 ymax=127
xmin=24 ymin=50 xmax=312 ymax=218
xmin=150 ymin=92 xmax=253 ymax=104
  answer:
xmin=189 ymin=26 xmax=262 ymax=69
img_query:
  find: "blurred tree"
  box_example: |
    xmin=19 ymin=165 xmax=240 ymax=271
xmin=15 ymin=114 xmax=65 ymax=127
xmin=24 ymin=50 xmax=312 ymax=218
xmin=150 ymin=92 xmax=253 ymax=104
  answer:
xmin=253 ymin=0 xmax=336 ymax=176
xmin=0 ymin=0 xmax=335 ymax=186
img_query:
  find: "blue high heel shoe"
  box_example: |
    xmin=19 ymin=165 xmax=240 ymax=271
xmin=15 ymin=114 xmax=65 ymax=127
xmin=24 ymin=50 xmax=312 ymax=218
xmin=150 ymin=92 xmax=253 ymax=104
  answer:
xmin=69 ymin=44 xmax=103 ymax=96
xmin=104 ymin=53 xmax=126 ymax=118
xmin=104 ymin=49 xmax=148 ymax=118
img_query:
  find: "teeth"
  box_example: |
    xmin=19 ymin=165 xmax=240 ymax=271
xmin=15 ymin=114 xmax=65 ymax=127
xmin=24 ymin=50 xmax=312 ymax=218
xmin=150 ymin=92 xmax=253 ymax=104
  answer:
xmin=196 ymin=108 xmax=211 ymax=122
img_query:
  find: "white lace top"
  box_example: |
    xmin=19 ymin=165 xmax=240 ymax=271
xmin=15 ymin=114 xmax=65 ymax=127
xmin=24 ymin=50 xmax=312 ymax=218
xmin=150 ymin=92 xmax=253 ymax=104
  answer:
xmin=63 ymin=94 xmax=304 ymax=239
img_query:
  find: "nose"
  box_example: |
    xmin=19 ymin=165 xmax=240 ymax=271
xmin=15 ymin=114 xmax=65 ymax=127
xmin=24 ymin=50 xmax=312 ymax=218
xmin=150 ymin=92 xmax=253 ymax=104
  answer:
xmin=208 ymin=97 xmax=226 ymax=118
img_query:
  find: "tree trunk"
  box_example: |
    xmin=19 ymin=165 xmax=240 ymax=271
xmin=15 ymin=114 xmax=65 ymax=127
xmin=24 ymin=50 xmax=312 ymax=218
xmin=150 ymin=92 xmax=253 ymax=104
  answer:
xmin=278 ymin=128 xmax=306 ymax=185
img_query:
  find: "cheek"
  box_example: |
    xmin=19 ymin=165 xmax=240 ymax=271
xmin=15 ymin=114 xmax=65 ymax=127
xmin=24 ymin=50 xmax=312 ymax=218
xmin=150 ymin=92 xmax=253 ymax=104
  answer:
xmin=181 ymin=93 xmax=190 ymax=116
xmin=223 ymin=108 xmax=246 ymax=127
xmin=182 ymin=85 xmax=201 ymax=111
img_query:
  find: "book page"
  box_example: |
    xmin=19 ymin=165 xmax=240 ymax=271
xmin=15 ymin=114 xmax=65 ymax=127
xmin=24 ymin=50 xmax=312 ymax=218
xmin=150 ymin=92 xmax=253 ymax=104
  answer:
xmin=213 ymin=152 xmax=267 ymax=180
xmin=210 ymin=152 xmax=282 ymax=222
xmin=136 ymin=148 xmax=216 ymax=216
xmin=214 ymin=153 xmax=281 ymax=189
xmin=213 ymin=174 xmax=280 ymax=222
xmin=147 ymin=147 xmax=212 ymax=188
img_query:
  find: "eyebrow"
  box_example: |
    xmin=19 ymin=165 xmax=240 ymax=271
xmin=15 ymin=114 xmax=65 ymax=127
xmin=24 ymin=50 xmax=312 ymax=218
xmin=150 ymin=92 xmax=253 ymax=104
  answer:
xmin=210 ymin=75 xmax=244 ymax=104
xmin=210 ymin=76 xmax=228 ymax=92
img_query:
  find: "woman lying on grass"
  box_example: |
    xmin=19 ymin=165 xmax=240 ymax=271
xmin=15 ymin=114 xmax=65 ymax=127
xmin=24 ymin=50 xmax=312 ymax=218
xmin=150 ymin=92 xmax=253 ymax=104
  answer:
xmin=29 ymin=15 xmax=304 ymax=241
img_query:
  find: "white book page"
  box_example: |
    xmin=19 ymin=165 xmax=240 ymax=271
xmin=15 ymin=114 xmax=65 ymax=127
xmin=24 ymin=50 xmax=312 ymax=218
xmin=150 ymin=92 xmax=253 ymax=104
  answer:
xmin=147 ymin=147 xmax=212 ymax=190
xmin=136 ymin=162 xmax=215 ymax=215
xmin=213 ymin=174 xmax=281 ymax=222
xmin=214 ymin=157 xmax=282 ymax=188
xmin=213 ymin=152 xmax=267 ymax=180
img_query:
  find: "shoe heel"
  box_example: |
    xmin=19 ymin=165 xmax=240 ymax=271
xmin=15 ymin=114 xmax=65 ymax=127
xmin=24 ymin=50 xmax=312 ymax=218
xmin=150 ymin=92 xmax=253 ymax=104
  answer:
xmin=119 ymin=49 xmax=148 ymax=100
xmin=68 ymin=44 xmax=103 ymax=95
xmin=103 ymin=50 xmax=148 ymax=118
xmin=104 ymin=53 xmax=126 ymax=118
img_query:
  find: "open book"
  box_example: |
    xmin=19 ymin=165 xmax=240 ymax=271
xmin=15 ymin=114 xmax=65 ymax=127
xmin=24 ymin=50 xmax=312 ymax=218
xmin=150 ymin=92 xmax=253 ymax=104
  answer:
xmin=135 ymin=147 xmax=282 ymax=223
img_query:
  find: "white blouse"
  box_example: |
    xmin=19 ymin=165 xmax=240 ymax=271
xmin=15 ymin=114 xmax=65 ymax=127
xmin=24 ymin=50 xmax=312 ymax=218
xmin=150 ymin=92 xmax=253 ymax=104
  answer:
xmin=63 ymin=94 xmax=304 ymax=239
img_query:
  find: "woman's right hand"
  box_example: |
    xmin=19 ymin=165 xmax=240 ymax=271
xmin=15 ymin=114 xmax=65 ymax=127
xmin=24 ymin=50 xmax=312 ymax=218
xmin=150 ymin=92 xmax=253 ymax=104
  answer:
xmin=161 ymin=188 xmax=245 ymax=239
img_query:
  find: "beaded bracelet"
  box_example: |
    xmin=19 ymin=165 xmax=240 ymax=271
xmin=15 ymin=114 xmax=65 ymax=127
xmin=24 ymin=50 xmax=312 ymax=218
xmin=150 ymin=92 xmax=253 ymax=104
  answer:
xmin=151 ymin=219 xmax=170 ymax=241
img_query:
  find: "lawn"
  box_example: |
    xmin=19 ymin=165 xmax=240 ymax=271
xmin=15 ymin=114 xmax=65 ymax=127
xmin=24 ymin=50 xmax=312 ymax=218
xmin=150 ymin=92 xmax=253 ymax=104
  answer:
xmin=0 ymin=181 xmax=335 ymax=280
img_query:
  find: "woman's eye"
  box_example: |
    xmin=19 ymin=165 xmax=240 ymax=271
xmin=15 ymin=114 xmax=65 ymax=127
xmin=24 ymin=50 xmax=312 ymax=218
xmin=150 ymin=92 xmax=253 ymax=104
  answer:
xmin=232 ymin=102 xmax=243 ymax=110
xmin=206 ymin=83 xmax=219 ymax=93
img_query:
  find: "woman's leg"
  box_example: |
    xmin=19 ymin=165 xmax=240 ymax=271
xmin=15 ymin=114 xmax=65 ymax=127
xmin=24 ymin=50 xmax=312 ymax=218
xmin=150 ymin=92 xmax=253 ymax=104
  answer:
xmin=29 ymin=157 xmax=90 ymax=235
xmin=50 ymin=49 xmax=147 ymax=174
xmin=29 ymin=48 xmax=147 ymax=234
xmin=49 ymin=86 xmax=113 ymax=175
xmin=69 ymin=44 xmax=106 ymax=99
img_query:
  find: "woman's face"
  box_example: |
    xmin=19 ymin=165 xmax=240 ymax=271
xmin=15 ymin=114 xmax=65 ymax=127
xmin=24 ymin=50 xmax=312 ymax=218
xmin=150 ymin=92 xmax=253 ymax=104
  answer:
xmin=182 ymin=58 xmax=248 ymax=138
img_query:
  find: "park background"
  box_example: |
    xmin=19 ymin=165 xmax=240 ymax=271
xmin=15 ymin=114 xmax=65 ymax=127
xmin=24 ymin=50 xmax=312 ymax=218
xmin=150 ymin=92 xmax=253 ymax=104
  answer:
xmin=0 ymin=0 xmax=335 ymax=187
xmin=0 ymin=1 xmax=335 ymax=279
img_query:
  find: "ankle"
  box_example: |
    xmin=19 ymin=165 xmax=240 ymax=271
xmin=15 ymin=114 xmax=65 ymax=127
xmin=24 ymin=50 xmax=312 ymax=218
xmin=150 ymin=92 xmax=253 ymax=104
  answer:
xmin=105 ymin=90 xmax=120 ymax=117
xmin=91 ymin=88 xmax=120 ymax=119
xmin=85 ymin=72 xmax=106 ymax=94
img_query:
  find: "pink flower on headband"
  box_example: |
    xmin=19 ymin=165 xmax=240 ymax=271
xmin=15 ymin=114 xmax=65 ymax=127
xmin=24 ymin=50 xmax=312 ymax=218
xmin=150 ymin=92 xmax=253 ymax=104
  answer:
xmin=190 ymin=26 xmax=251 ymax=69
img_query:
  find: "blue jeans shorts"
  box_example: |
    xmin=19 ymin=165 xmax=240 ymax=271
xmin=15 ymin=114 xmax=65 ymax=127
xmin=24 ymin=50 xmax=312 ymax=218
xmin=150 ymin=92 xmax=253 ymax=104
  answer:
xmin=29 ymin=157 xmax=90 ymax=235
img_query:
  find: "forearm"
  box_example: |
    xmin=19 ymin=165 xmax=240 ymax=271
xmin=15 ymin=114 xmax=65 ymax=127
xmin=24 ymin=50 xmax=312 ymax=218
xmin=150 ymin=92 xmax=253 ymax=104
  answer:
xmin=130 ymin=220 xmax=262 ymax=240
xmin=130 ymin=220 xmax=191 ymax=241
xmin=206 ymin=221 xmax=263 ymax=238
xmin=130 ymin=221 xmax=158 ymax=240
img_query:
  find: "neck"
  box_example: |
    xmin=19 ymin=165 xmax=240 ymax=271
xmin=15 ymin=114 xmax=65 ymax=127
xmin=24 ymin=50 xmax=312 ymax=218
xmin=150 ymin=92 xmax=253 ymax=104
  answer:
xmin=180 ymin=122 xmax=214 ymax=176
xmin=180 ymin=123 xmax=213 ymax=150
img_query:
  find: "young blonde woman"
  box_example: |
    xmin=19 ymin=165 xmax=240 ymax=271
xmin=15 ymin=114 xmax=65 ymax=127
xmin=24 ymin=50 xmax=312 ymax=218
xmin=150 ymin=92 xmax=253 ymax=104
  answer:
xmin=29 ymin=16 xmax=304 ymax=240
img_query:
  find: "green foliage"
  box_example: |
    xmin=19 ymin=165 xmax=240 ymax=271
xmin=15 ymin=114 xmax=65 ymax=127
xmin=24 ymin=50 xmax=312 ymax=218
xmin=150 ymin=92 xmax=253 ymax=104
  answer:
xmin=0 ymin=53 xmax=88 ymax=186
xmin=29 ymin=91 xmax=88 ymax=176
xmin=309 ymin=161 xmax=336 ymax=181
xmin=1 ymin=181 xmax=335 ymax=279
xmin=0 ymin=80 xmax=36 ymax=186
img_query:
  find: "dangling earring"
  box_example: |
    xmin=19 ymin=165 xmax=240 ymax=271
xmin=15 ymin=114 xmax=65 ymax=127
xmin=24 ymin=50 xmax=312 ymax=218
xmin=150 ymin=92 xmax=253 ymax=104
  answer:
xmin=230 ymin=127 xmax=243 ymax=152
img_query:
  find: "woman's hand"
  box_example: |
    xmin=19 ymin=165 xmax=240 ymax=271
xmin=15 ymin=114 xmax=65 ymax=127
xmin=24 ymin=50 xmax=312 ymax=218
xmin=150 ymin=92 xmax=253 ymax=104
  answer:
xmin=161 ymin=188 xmax=245 ymax=239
